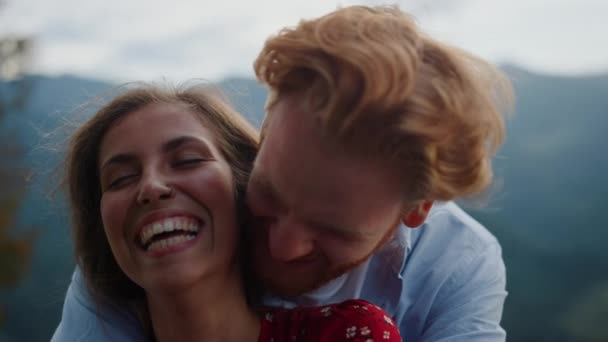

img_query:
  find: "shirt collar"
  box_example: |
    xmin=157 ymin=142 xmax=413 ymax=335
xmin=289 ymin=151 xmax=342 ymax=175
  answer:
xmin=375 ymin=224 xmax=412 ymax=278
xmin=377 ymin=202 xmax=449 ymax=278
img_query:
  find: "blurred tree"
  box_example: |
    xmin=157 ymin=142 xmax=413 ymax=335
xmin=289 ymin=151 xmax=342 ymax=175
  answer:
xmin=562 ymin=283 xmax=608 ymax=342
xmin=0 ymin=0 xmax=36 ymax=328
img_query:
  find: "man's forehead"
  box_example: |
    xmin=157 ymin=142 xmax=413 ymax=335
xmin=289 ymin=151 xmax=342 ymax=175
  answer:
xmin=262 ymin=98 xmax=348 ymax=161
xmin=265 ymin=97 xmax=314 ymax=133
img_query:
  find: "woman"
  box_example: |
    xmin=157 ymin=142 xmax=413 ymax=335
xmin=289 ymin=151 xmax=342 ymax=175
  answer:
xmin=64 ymin=83 xmax=402 ymax=341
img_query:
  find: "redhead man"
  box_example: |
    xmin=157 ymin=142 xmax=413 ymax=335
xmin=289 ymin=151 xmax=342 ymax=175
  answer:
xmin=53 ymin=5 xmax=510 ymax=341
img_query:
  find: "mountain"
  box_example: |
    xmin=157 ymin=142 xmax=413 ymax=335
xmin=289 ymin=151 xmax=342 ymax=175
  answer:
xmin=467 ymin=66 xmax=608 ymax=341
xmin=0 ymin=69 xmax=607 ymax=341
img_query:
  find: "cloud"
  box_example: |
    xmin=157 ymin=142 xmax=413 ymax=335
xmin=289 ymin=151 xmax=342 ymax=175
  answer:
xmin=417 ymin=0 xmax=608 ymax=74
xmin=351 ymin=0 xmax=474 ymax=16
xmin=2 ymin=0 xmax=608 ymax=82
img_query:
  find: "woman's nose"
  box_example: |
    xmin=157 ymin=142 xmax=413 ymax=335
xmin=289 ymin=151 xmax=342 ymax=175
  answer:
xmin=136 ymin=171 xmax=174 ymax=205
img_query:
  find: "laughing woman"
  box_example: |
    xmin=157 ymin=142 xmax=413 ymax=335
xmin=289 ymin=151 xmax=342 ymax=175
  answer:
xmin=62 ymin=83 xmax=401 ymax=342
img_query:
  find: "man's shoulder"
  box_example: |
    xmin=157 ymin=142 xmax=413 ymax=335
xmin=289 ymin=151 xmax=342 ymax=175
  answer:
xmin=363 ymin=202 xmax=506 ymax=340
xmin=397 ymin=201 xmax=504 ymax=296
xmin=51 ymin=269 xmax=146 ymax=342
xmin=371 ymin=201 xmax=500 ymax=279
xmin=412 ymin=201 xmax=500 ymax=256
xmin=429 ymin=202 xmax=498 ymax=239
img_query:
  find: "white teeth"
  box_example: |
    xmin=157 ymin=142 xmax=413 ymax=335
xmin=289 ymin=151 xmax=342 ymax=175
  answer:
xmin=147 ymin=234 xmax=195 ymax=252
xmin=139 ymin=216 xmax=201 ymax=246
xmin=164 ymin=219 xmax=175 ymax=230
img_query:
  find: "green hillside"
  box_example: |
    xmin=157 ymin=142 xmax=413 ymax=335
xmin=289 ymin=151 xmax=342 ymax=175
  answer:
xmin=469 ymin=66 xmax=608 ymax=341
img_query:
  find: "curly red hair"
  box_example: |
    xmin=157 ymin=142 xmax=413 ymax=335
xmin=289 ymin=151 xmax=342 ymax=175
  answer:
xmin=254 ymin=5 xmax=513 ymax=201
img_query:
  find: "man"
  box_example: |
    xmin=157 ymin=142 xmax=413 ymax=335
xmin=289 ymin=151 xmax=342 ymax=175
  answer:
xmin=53 ymin=5 xmax=510 ymax=341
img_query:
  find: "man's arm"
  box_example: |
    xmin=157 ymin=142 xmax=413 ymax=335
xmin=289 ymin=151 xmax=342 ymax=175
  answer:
xmin=51 ymin=268 xmax=146 ymax=342
xmin=418 ymin=242 xmax=507 ymax=342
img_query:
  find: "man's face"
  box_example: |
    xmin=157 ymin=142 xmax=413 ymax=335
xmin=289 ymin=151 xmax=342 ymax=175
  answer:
xmin=246 ymin=97 xmax=406 ymax=297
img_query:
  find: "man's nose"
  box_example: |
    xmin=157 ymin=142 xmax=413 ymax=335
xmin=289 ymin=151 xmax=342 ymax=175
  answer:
xmin=137 ymin=170 xmax=173 ymax=205
xmin=267 ymin=217 xmax=315 ymax=262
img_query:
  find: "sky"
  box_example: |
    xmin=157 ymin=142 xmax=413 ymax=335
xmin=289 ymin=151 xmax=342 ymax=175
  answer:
xmin=1 ymin=0 xmax=607 ymax=83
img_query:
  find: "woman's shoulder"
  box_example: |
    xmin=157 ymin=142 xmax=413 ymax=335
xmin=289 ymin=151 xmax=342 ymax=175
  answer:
xmin=314 ymin=299 xmax=401 ymax=341
xmin=259 ymin=299 xmax=402 ymax=341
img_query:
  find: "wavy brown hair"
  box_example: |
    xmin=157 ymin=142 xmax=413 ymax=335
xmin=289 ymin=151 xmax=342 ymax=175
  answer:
xmin=63 ymin=83 xmax=259 ymax=336
xmin=254 ymin=5 xmax=513 ymax=202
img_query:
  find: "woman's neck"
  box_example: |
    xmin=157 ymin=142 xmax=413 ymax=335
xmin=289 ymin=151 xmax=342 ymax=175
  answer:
xmin=146 ymin=269 xmax=260 ymax=342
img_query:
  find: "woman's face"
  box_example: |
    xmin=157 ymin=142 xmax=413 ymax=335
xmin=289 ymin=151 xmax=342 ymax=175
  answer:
xmin=98 ymin=102 xmax=239 ymax=293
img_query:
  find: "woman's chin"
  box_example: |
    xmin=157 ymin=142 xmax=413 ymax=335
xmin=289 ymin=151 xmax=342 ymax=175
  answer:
xmin=142 ymin=268 xmax=208 ymax=296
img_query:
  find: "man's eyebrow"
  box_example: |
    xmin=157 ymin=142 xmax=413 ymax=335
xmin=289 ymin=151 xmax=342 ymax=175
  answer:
xmin=250 ymin=174 xmax=286 ymax=209
xmin=309 ymin=219 xmax=355 ymax=237
xmin=309 ymin=215 xmax=373 ymax=240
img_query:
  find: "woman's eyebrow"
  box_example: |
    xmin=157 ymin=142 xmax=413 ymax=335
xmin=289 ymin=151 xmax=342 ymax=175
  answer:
xmin=163 ymin=135 xmax=211 ymax=154
xmin=100 ymin=154 xmax=136 ymax=171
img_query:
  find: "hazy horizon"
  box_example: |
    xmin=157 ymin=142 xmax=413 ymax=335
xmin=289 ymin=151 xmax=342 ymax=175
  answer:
xmin=2 ymin=0 xmax=607 ymax=83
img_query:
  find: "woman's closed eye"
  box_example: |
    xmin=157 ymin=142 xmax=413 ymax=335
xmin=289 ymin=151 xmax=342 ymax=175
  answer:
xmin=106 ymin=173 xmax=138 ymax=190
xmin=172 ymin=149 xmax=213 ymax=168
xmin=172 ymin=157 xmax=208 ymax=168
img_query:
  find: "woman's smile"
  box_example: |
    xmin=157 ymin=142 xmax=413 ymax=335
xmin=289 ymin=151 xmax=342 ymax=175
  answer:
xmin=138 ymin=215 xmax=204 ymax=255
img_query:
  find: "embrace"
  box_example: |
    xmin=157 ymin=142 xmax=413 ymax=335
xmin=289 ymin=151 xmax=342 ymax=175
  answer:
xmin=52 ymin=5 xmax=511 ymax=342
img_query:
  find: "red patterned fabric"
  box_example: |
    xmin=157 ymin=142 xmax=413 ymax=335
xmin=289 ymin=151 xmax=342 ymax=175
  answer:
xmin=257 ymin=299 xmax=402 ymax=341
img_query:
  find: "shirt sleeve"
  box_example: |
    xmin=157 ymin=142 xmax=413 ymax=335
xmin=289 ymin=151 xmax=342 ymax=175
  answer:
xmin=50 ymin=268 xmax=146 ymax=342
xmin=419 ymin=243 xmax=507 ymax=342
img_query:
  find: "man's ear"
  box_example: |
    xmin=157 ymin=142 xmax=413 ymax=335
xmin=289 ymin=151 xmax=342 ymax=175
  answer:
xmin=402 ymin=201 xmax=433 ymax=228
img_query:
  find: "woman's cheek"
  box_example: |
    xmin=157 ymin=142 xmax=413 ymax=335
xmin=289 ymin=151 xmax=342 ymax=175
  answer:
xmin=100 ymin=193 xmax=128 ymax=240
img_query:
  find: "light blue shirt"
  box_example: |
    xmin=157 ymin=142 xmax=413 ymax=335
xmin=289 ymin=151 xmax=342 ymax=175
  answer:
xmin=52 ymin=202 xmax=507 ymax=341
